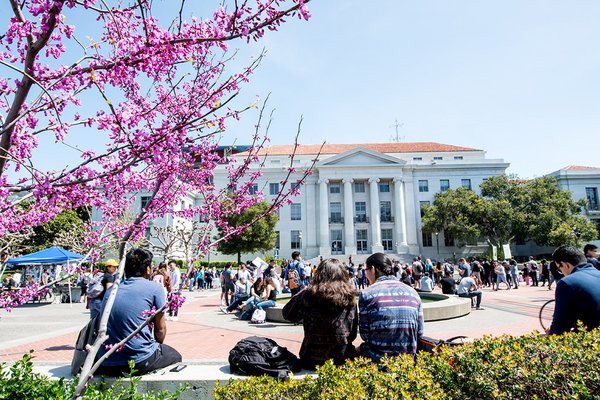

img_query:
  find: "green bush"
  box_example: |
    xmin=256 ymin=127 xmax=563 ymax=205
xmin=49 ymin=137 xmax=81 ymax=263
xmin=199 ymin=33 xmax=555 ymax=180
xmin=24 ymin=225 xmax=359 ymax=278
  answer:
xmin=0 ymin=352 xmax=184 ymax=400
xmin=214 ymin=329 xmax=600 ymax=400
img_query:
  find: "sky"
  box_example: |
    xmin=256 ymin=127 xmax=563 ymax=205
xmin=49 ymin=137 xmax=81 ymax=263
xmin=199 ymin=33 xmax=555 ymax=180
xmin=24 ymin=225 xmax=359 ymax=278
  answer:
xmin=217 ymin=0 xmax=600 ymax=178
xmin=4 ymin=1 xmax=600 ymax=179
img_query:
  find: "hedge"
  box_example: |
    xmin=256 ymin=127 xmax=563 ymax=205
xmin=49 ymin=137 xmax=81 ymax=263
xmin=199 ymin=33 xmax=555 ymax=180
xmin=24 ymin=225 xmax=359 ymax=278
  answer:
xmin=0 ymin=352 xmax=184 ymax=400
xmin=214 ymin=328 xmax=600 ymax=400
xmin=5 ymin=330 xmax=599 ymax=399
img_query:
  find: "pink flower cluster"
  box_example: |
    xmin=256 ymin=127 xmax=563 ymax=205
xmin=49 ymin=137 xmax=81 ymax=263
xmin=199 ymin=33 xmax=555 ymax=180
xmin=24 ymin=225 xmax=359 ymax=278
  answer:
xmin=0 ymin=1 xmax=312 ymax=307
xmin=1 ymin=0 xmax=311 ymax=247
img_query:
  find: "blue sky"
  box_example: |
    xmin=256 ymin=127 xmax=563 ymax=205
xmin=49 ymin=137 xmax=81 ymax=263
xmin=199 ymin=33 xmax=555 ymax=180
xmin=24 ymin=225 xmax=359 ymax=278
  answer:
xmin=220 ymin=0 xmax=600 ymax=178
xmin=4 ymin=1 xmax=600 ymax=179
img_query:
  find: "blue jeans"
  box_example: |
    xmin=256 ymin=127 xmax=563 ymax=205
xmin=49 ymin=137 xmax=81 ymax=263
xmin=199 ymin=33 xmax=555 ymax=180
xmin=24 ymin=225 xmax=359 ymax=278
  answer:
xmin=89 ymin=298 xmax=102 ymax=319
xmin=255 ymin=299 xmax=276 ymax=310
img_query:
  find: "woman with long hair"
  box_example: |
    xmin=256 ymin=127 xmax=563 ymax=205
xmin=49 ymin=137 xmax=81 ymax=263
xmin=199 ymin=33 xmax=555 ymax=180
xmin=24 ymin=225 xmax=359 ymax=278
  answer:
xmin=282 ymin=258 xmax=358 ymax=369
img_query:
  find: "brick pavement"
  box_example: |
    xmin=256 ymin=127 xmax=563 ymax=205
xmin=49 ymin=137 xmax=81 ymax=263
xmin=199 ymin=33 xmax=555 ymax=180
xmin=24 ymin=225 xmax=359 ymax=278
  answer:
xmin=0 ymin=284 xmax=556 ymax=364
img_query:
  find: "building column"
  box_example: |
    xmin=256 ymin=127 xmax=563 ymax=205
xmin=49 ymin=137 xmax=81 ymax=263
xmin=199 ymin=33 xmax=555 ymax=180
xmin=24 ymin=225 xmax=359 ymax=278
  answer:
xmin=305 ymin=181 xmax=318 ymax=255
xmin=393 ymin=178 xmax=408 ymax=251
xmin=403 ymin=174 xmax=420 ymax=254
xmin=318 ymin=178 xmax=331 ymax=256
xmin=343 ymin=178 xmax=356 ymax=255
xmin=368 ymin=177 xmax=384 ymax=253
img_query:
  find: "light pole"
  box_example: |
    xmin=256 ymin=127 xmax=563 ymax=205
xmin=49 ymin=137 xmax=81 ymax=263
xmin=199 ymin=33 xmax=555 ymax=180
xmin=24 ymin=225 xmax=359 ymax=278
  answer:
xmin=435 ymin=232 xmax=440 ymax=259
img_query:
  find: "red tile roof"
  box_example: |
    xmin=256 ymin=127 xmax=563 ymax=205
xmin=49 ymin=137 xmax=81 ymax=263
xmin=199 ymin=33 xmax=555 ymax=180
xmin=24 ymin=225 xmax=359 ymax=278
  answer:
xmin=243 ymin=142 xmax=480 ymax=156
xmin=561 ymin=165 xmax=600 ymax=171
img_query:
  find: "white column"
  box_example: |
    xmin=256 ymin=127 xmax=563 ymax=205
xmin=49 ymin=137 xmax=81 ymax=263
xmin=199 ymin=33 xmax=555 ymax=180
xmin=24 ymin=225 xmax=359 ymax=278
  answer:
xmin=305 ymin=181 xmax=318 ymax=253
xmin=393 ymin=177 xmax=408 ymax=247
xmin=403 ymin=174 xmax=419 ymax=253
xmin=368 ymin=177 xmax=383 ymax=252
xmin=318 ymin=178 xmax=330 ymax=256
xmin=342 ymin=178 xmax=356 ymax=255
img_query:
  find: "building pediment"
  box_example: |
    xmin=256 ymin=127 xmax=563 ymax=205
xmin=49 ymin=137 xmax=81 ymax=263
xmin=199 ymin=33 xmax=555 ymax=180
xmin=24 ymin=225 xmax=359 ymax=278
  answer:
xmin=319 ymin=147 xmax=406 ymax=167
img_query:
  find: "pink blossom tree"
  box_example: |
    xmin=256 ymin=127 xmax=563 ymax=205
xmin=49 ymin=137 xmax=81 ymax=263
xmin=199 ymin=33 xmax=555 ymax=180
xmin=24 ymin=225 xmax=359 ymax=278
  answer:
xmin=0 ymin=0 xmax=314 ymax=395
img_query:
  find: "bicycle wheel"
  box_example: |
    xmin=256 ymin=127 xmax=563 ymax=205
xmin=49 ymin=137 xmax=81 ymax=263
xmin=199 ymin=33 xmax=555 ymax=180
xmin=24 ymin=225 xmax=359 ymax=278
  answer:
xmin=539 ymin=299 xmax=555 ymax=333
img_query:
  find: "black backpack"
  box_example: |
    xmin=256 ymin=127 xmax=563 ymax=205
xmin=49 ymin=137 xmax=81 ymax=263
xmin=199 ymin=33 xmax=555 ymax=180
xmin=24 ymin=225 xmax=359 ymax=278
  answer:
xmin=228 ymin=336 xmax=300 ymax=378
xmin=70 ymin=316 xmax=99 ymax=376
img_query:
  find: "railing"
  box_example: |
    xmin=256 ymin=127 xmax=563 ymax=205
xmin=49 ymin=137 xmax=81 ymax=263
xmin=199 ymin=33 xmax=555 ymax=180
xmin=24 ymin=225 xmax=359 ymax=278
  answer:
xmin=380 ymin=216 xmax=394 ymax=222
xmin=354 ymin=215 xmax=369 ymax=223
xmin=329 ymin=216 xmax=344 ymax=223
xmin=587 ymin=203 xmax=600 ymax=211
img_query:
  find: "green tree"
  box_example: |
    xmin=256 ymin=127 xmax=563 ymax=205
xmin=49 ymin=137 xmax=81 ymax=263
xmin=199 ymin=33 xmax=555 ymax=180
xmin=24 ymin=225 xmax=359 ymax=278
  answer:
xmin=422 ymin=176 xmax=597 ymax=251
xmin=217 ymin=201 xmax=279 ymax=263
xmin=22 ymin=208 xmax=90 ymax=253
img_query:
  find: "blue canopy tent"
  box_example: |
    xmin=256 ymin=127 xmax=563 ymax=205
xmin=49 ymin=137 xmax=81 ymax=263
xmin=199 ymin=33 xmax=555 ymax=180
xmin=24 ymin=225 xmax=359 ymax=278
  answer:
xmin=3 ymin=247 xmax=86 ymax=305
xmin=5 ymin=247 xmax=85 ymax=265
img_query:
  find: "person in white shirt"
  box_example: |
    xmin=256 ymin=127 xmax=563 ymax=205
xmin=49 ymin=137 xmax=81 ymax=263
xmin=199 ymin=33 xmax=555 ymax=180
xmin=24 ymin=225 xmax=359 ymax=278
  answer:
xmin=168 ymin=261 xmax=181 ymax=292
xmin=419 ymin=273 xmax=434 ymax=292
xmin=457 ymin=274 xmax=484 ymax=310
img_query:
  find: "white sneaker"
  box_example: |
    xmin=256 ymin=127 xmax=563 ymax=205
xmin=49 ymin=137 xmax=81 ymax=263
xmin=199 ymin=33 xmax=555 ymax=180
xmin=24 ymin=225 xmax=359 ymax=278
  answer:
xmin=165 ymin=316 xmax=172 ymax=321
xmin=171 ymin=316 xmax=178 ymax=321
xmin=476 ymin=306 xmax=486 ymax=310
xmin=219 ymin=306 xmax=229 ymax=314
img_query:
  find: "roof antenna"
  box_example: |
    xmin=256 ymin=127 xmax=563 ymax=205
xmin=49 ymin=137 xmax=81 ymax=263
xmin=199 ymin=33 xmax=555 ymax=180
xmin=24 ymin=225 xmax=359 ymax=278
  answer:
xmin=390 ymin=119 xmax=405 ymax=142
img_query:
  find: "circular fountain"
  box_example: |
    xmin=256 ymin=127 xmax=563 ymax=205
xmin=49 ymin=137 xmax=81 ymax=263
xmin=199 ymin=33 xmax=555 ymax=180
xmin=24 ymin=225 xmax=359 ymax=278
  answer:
xmin=266 ymin=291 xmax=471 ymax=323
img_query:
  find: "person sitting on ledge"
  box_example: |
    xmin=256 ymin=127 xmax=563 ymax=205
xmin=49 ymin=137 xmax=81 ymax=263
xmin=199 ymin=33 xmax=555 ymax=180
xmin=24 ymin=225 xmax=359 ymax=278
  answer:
xmin=359 ymin=253 xmax=423 ymax=363
xmin=282 ymin=258 xmax=358 ymax=369
xmin=95 ymin=248 xmax=182 ymax=376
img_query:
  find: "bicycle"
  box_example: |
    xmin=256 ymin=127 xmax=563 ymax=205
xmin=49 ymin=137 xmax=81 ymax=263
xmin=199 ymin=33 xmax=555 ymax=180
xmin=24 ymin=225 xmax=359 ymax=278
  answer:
xmin=538 ymin=299 xmax=555 ymax=333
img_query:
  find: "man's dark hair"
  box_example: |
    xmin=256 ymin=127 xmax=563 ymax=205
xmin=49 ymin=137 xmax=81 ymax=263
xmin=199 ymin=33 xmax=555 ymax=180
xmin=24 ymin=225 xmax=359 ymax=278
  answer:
xmin=583 ymin=244 xmax=598 ymax=255
xmin=552 ymin=245 xmax=586 ymax=266
xmin=366 ymin=253 xmax=394 ymax=277
xmin=291 ymin=251 xmax=301 ymax=260
xmin=125 ymin=248 xmax=153 ymax=277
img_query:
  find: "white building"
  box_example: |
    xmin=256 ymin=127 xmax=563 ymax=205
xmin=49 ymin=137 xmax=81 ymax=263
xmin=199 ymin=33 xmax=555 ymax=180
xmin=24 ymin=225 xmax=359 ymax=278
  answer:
xmin=547 ymin=165 xmax=600 ymax=236
xmin=211 ymin=142 xmax=509 ymax=263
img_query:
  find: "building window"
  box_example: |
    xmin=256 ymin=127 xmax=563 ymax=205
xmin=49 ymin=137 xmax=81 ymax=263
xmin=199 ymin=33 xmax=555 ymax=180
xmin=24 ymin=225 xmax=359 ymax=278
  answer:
xmin=454 ymin=156 xmax=464 ymax=160
xmin=291 ymin=182 xmax=301 ymax=191
xmin=440 ymin=179 xmax=450 ymax=192
xmin=291 ymin=230 xmax=302 ymax=249
xmin=329 ymin=183 xmax=341 ymax=194
xmin=586 ymin=187 xmax=599 ymax=210
xmin=356 ymin=229 xmax=368 ymax=253
xmin=413 ymin=157 xmax=423 ymax=161
xmin=422 ymin=231 xmax=432 ymax=247
xmin=418 ymin=180 xmax=429 ymax=193
xmin=382 ymin=229 xmax=393 ymax=251
xmin=420 ymin=201 xmax=430 ymax=218
xmin=594 ymin=219 xmax=600 ymax=237
xmin=275 ymin=231 xmax=280 ymax=249
xmin=290 ymin=203 xmax=301 ymax=220
xmin=141 ymin=196 xmax=151 ymax=211
xmin=145 ymin=225 xmax=152 ymax=239
xmin=354 ymin=182 xmax=365 ymax=193
xmin=379 ymin=182 xmax=390 ymax=193
xmin=355 ymin=201 xmax=367 ymax=222
xmin=461 ymin=179 xmax=472 ymax=190
xmin=444 ymin=230 xmax=455 ymax=247
xmin=269 ymin=183 xmax=280 ymax=195
xmin=270 ymin=159 xmax=281 ymax=165
xmin=433 ymin=156 xmax=443 ymax=161
xmin=380 ymin=201 xmax=392 ymax=222
xmin=331 ymin=230 xmax=343 ymax=254
xmin=329 ymin=202 xmax=342 ymax=223
xmin=249 ymin=184 xmax=259 ymax=195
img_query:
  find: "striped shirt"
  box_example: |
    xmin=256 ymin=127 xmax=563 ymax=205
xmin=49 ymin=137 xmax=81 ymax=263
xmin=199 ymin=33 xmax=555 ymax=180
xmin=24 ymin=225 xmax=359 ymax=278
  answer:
xmin=359 ymin=276 xmax=424 ymax=362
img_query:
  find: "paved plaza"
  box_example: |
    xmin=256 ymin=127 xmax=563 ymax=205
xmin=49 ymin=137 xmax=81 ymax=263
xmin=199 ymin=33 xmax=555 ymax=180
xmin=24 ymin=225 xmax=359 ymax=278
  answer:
xmin=0 ymin=284 xmax=555 ymax=366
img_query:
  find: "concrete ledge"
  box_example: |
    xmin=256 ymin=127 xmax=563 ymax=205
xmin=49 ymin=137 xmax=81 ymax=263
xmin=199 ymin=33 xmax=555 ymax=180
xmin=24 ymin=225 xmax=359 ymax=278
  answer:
xmin=33 ymin=362 xmax=316 ymax=400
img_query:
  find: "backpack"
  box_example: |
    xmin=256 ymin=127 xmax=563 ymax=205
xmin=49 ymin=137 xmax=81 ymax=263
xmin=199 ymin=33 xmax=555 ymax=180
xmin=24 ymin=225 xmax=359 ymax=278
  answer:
xmin=70 ymin=316 xmax=99 ymax=376
xmin=287 ymin=262 xmax=302 ymax=289
xmin=250 ymin=309 xmax=266 ymax=324
xmin=86 ymin=274 xmax=104 ymax=299
xmin=228 ymin=336 xmax=300 ymax=378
